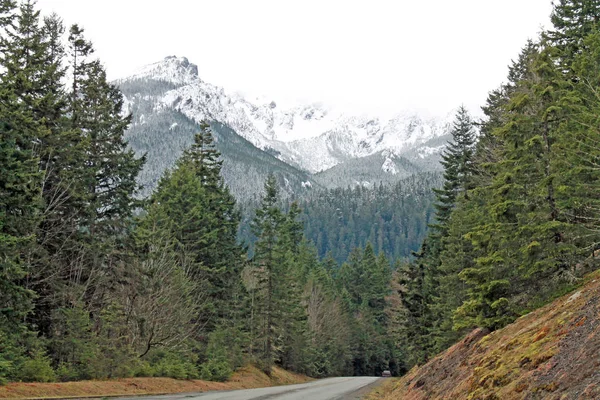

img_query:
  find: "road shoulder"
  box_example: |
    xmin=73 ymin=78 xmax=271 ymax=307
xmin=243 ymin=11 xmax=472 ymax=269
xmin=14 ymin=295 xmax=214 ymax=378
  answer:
xmin=359 ymin=378 xmax=398 ymax=400
xmin=341 ymin=378 xmax=387 ymax=400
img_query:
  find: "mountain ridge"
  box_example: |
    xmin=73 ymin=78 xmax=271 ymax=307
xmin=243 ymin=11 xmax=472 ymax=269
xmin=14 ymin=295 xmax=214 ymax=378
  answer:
xmin=119 ymin=56 xmax=451 ymax=176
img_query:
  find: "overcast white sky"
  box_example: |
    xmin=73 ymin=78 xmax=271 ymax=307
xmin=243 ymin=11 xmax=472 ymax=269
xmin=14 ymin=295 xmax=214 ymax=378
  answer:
xmin=36 ymin=0 xmax=553 ymax=117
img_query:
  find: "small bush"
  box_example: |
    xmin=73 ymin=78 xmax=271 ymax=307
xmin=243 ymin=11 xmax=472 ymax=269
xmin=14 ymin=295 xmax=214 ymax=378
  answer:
xmin=149 ymin=351 xmax=198 ymax=380
xmin=55 ymin=363 xmax=78 ymax=382
xmin=17 ymin=353 xmax=56 ymax=383
xmin=0 ymin=360 xmax=11 ymax=386
xmin=133 ymin=361 xmax=155 ymax=377
xmin=200 ymin=359 xmax=232 ymax=382
xmin=0 ymin=326 xmax=28 ymax=384
xmin=198 ymin=328 xmax=235 ymax=382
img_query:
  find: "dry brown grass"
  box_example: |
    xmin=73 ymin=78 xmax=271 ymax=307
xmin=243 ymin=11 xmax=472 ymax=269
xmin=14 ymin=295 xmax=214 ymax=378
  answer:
xmin=362 ymin=378 xmax=399 ymax=400
xmin=0 ymin=365 xmax=311 ymax=399
xmin=371 ymin=270 xmax=600 ymax=400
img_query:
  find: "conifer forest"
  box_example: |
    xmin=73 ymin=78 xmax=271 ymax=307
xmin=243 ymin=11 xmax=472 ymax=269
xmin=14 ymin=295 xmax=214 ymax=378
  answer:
xmin=2 ymin=0 xmax=600 ymax=391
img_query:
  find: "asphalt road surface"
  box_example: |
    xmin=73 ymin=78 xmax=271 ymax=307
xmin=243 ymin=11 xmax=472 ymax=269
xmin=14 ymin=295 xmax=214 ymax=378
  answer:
xmin=115 ymin=377 xmax=383 ymax=400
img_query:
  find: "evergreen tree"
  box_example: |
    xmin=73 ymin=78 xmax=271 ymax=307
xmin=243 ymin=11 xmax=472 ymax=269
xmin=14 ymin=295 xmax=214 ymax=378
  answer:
xmin=554 ymin=32 xmax=600 ymax=266
xmin=149 ymin=122 xmax=244 ymax=340
xmin=0 ymin=95 xmax=39 ymax=329
xmin=0 ymin=0 xmax=39 ymax=329
xmin=396 ymin=241 xmax=435 ymax=366
xmin=277 ymin=203 xmax=309 ymax=373
xmin=251 ymin=174 xmax=286 ymax=375
xmin=546 ymin=0 xmax=600 ymax=70
xmin=454 ymin=43 xmax=577 ymax=330
xmin=57 ymin=26 xmax=144 ymax=316
xmin=397 ymin=108 xmax=476 ymax=364
xmin=432 ymin=106 xmax=476 ymax=234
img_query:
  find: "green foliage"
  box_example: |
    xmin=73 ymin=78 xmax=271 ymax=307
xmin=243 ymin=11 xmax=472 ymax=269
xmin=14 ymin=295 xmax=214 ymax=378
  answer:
xmin=397 ymin=0 xmax=600 ymax=371
xmin=16 ymin=352 xmax=56 ymax=383
xmin=149 ymin=350 xmax=199 ymax=380
xmin=394 ymin=107 xmax=477 ymax=366
xmin=0 ymin=0 xmax=41 ymax=332
xmin=336 ymin=243 xmax=396 ymax=376
xmin=200 ymin=360 xmax=233 ymax=382
xmin=9 ymin=0 xmax=600 ymax=387
xmin=49 ymin=304 xmax=101 ymax=380
xmin=149 ymin=122 xmax=244 ymax=329
xmin=199 ymin=328 xmax=235 ymax=381
xmin=0 ymin=328 xmax=23 ymax=385
xmin=240 ymin=173 xmax=441 ymax=264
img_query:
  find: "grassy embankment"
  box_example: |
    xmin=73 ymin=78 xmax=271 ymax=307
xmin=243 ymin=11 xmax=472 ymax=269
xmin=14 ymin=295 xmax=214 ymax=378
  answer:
xmin=368 ymin=270 xmax=600 ymax=400
xmin=0 ymin=365 xmax=311 ymax=399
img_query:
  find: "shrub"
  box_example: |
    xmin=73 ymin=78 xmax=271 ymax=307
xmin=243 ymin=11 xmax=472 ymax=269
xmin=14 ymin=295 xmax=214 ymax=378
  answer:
xmin=199 ymin=359 xmax=232 ymax=382
xmin=133 ymin=361 xmax=155 ymax=377
xmin=55 ymin=363 xmax=78 ymax=382
xmin=0 ymin=327 xmax=27 ymax=384
xmin=198 ymin=328 xmax=235 ymax=382
xmin=148 ymin=350 xmax=198 ymax=380
xmin=0 ymin=360 xmax=12 ymax=386
xmin=16 ymin=353 xmax=56 ymax=383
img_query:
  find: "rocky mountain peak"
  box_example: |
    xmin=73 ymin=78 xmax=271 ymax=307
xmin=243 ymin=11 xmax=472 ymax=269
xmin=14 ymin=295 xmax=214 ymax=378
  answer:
xmin=127 ymin=55 xmax=199 ymax=86
xmin=120 ymin=56 xmax=451 ymax=175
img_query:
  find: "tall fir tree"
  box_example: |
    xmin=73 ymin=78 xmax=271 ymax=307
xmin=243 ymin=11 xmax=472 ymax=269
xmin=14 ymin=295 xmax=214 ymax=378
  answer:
xmin=0 ymin=0 xmax=42 ymax=328
xmin=251 ymin=174 xmax=286 ymax=375
xmin=432 ymin=106 xmax=477 ymax=234
xmin=546 ymin=0 xmax=600 ymax=71
xmin=148 ymin=121 xmax=244 ymax=337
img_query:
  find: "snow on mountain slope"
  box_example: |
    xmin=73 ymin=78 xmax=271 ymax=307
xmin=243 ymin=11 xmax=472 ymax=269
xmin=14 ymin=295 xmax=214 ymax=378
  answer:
xmin=125 ymin=56 xmax=199 ymax=85
xmin=120 ymin=56 xmax=450 ymax=173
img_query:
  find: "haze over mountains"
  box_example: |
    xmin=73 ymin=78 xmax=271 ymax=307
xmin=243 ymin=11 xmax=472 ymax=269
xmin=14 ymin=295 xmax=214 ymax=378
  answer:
xmin=118 ymin=56 xmax=451 ymax=199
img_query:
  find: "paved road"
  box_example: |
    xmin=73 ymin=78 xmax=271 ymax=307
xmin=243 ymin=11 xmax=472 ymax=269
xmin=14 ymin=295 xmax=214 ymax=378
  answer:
xmin=116 ymin=377 xmax=382 ymax=400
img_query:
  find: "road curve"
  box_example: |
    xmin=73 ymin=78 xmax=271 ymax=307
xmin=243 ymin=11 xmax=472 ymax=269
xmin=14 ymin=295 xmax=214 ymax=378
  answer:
xmin=115 ymin=377 xmax=382 ymax=400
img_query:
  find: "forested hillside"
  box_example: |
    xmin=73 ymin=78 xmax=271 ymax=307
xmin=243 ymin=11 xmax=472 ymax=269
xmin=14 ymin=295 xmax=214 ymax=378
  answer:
xmin=3 ymin=0 xmax=600 ymax=397
xmin=394 ymin=0 xmax=600 ymax=381
xmin=238 ymin=173 xmax=442 ymax=263
xmin=0 ymin=0 xmax=406 ymax=384
xmin=301 ymin=173 xmax=442 ymax=262
xmin=120 ymin=79 xmax=318 ymax=200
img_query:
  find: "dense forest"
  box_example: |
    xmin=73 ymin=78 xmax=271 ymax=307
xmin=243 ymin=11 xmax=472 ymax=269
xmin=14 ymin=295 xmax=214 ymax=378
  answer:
xmin=238 ymin=172 xmax=442 ymax=264
xmin=395 ymin=0 xmax=600 ymax=369
xmin=2 ymin=0 xmax=600 ymax=389
xmin=300 ymin=174 xmax=441 ymax=263
xmin=0 ymin=0 xmax=403 ymax=383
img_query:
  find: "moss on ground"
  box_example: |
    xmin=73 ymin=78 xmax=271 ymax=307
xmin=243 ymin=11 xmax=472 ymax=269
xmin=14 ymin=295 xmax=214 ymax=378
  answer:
xmin=370 ymin=270 xmax=600 ymax=400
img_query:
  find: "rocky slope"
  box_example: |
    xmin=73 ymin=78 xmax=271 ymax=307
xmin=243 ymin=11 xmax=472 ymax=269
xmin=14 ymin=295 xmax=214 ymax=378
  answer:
xmin=120 ymin=77 xmax=316 ymax=200
xmin=374 ymin=270 xmax=600 ymax=400
xmin=118 ymin=56 xmax=450 ymax=198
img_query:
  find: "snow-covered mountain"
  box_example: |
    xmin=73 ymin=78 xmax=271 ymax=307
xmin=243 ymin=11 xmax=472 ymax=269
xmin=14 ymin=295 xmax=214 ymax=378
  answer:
xmin=119 ymin=56 xmax=450 ymax=175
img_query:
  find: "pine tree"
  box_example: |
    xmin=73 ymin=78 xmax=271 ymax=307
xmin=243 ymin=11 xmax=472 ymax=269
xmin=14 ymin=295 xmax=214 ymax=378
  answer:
xmin=0 ymin=103 xmax=39 ymax=328
xmin=67 ymin=24 xmax=92 ymax=126
xmin=398 ymin=107 xmax=476 ymax=361
xmin=59 ymin=26 xmax=144 ymax=312
xmin=546 ymin=0 xmax=600 ymax=70
xmin=149 ymin=122 xmax=244 ymax=334
xmin=0 ymin=0 xmax=41 ymax=328
xmin=5 ymin=7 xmax=88 ymax=335
xmin=277 ymin=209 xmax=309 ymax=373
xmin=337 ymin=247 xmax=365 ymax=309
xmin=554 ymin=32 xmax=600 ymax=264
xmin=397 ymin=240 xmax=436 ymax=366
xmin=454 ymin=40 xmax=578 ymax=330
xmin=251 ymin=174 xmax=285 ymax=375
xmin=432 ymin=106 xmax=476 ymax=234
